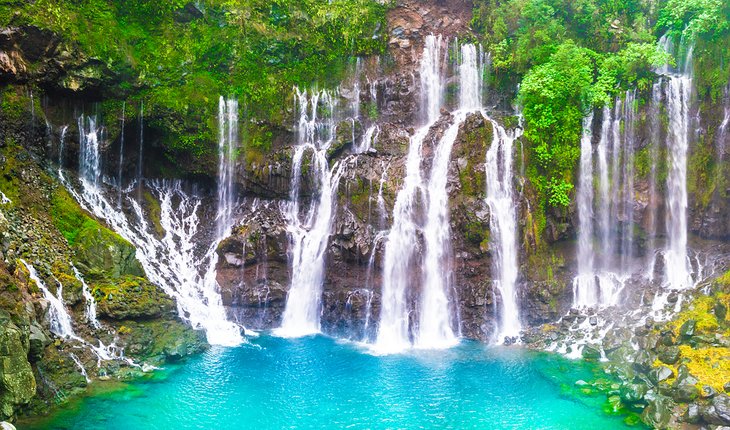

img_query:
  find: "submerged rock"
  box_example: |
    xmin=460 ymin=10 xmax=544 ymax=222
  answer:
xmin=581 ymin=344 xmax=602 ymax=360
xmin=620 ymin=383 xmax=648 ymax=403
xmin=642 ymin=394 xmax=673 ymax=429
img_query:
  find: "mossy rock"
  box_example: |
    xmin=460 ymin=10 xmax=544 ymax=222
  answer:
xmin=50 ymin=186 xmax=143 ymax=278
xmin=0 ymin=311 xmax=36 ymax=420
xmin=72 ymin=225 xmax=143 ymax=279
xmin=95 ymin=276 xmax=174 ymax=320
xmin=116 ymin=319 xmax=207 ymax=365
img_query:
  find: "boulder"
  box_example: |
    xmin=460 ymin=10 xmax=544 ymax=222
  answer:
xmin=620 ymin=382 xmax=648 ymax=403
xmin=701 ymin=394 xmax=730 ymax=425
xmin=642 ymin=394 xmax=673 ymax=429
xmin=673 ymin=383 xmax=700 ymax=402
xmin=27 ymin=323 xmax=50 ymax=361
xmin=679 ymin=319 xmax=697 ymax=339
xmin=685 ymin=403 xmax=701 ymax=424
xmin=96 ymin=277 xmax=175 ymax=320
xmin=0 ymin=316 xmax=36 ymax=420
xmin=581 ymin=344 xmax=602 ymax=360
xmin=650 ymin=366 xmax=674 ymax=384
xmin=73 ymin=226 xmax=144 ymax=278
xmin=657 ymin=346 xmax=681 ymax=365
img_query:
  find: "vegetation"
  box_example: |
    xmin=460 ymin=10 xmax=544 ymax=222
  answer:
xmin=653 ymin=272 xmax=730 ymax=392
xmin=471 ymin=0 xmax=728 ymax=241
xmin=0 ymin=0 xmax=388 ymax=163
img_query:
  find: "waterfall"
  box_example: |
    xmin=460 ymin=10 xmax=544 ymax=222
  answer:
xmin=69 ymin=353 xmax=91 ymax=383
xmin=354 ymin=125 xmax=379 ymax=154
xmin=275 ymin=88 xmax=346 ymax=338
xmin=573 ymin=113 xmax=597 ymax=307
xmin=58 ymin=125 xmax=68 ymax=173
xmin=217 ymin=97 xmax=238 ymax=237
xmin=67 ymin=115 xmax=243 ymax=346
xmin=596 ymin=105 xmax=611 ymax=271
xmin=573 ymin=92 xmax=637 ymax=308
xmin=374 ymin=38 xmax=489 ymax=351
xmin=420 ymin=35 xmax=444 ymax=123
xmin=78 ymin=115 xmax=102 ymax=186
xmin=374 ymin=34 xmax=444 ymax=353
xmin=21 ymin=259 xmax=76 ymax=338
xmin=22 ymin=259 xmax=145 ymax=372
xmin=620 ymin=91 xmax=637 ymax=273
xmin=73 ymin=265 xmax=100 ymax=329
xmin=137 ymin=101 xmax=144 ymax=197
xmin=118 ymin=102 xmax=125 ymax=207
xmin=660 ymin=34 xmax=694 ymax=290
xmin=416 ymin=43 xmax=483 ymax=348
xmin=485 ymin=118 xmax=523 ymax=342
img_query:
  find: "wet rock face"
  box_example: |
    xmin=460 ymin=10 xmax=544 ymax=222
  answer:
xmin=218 ymin=102 xmax=513 ymax=341
xmin=217 ymin=201 xmax=289 ymax=330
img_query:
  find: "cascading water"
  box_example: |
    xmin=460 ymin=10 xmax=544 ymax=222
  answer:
xmin=216 ymin=97 xmax=238 ymax=237
xmin=137 ymin=101 xmax=144 ymax=199
xmin=67 ymin=114 xmax=243 ymax=346
xmin=645 ymin=84 xmax=663 ymax=279
xmin=69 ymin=353 xmax=91 ymax=383
xmin=21 ymin=259 xmax=75 ymax=338
xmin=573 ymin=113 xmax=597 ymax=307
xmin=375 ymin=34 xmax=444 ymax=353
xmin=416 ymin=43 xmax=484 ymax=348
xmin=620 ymin=92 xmax=637 ymax=273
xmin=20 ymin=260 xmax=134 ymax=367
xmin=79 ymin=115 xmax=102 ymax=187
xmin=485 ymin=118 xmax=523 ymax=342
xmin=572 ymin=91 xmax=637 ymax=309
xmin=355 ymin=125 xmax=379 ymax=154
xmin=660 ymin=34 xmax=694 ymax=290
xmin=118 ymin=102 xmax=125 ymax=207
xmin=73 ymin=265 xmax=100 ymax=329
xmin=275 ymin=89 xmax=346 ymax=337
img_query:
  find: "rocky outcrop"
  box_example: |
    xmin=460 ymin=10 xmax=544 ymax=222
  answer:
xmin=0 ymin=99 xmax=207 ymax=422
xmin=523 ymin=269 xmax=730 ymax=429
xmin=0 ymin=311 xmax=35 ymax=419
xmin=0 ymin=26 xmax=122 ymax=97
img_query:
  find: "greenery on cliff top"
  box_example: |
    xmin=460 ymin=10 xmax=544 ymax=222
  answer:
xmin=472 ymin=0 xmax=729 ymax=238
xmin=0 ymin=0 xmax=388 ymax=156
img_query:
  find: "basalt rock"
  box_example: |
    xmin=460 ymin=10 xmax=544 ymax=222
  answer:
xmin=0 ymin=313 xmax=35 ymax=421
xmin=701 ymin=394 xmax=730 ymax=425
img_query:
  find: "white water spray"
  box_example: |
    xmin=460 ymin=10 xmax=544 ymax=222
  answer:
xmin=573 ymin=113 xmax=597 ymax=307
xmin=276 ymin=89 xmax=346 ymax=337
xmin=660 ymin=35 xmax=694 ymax=290
xmin=67 ymin=115 xmax=243 ymax=346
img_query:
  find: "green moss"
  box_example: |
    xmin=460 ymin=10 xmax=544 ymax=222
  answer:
xmin=116 ymin=319 xmax=207 ymax=364
xmin=94 ymin=275 xmax=174 ymax=320
xmin=0 ymin=86 xmax=33 ymax=124
xmin=2 ymin=0 xmax=389 ymax=164
xmin=687 ymin=131 xmax=716 ymax=209
xmin=458 ymin=120 xmax=491 ymax=198
xmin=50 ymin=187 xmax=105 ymax=245
xmin=50 ymin=186 xmax=143 ymax=278
xmin=142 ymin=190 xmax=164 ymax=237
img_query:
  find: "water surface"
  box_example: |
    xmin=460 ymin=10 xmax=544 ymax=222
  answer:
xmin=21 ymin=336 xmax=639 ymax=429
